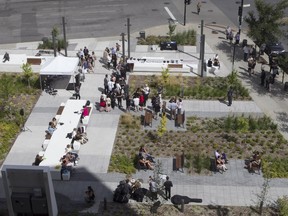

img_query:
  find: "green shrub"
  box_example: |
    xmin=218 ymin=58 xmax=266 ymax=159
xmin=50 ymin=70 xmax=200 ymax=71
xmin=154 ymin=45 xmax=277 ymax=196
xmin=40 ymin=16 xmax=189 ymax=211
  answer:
xmin=262 ymin=157 xmax=288 ymax=178
xmin=109 ymin=154 xmax=136 ymax=174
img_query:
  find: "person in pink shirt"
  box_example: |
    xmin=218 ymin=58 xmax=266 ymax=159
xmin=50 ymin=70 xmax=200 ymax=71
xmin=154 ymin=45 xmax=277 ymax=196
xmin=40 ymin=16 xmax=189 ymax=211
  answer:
xmin=81 ymin=105 xmax=89 ymax=119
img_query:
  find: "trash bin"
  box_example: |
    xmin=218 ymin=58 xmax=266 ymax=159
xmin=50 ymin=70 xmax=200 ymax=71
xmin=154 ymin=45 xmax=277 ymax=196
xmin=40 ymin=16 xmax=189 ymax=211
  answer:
xmin=139 ymin=31 xmax=145 ymax=39
xmin=242 ymin=39 xmax=248 ymax=47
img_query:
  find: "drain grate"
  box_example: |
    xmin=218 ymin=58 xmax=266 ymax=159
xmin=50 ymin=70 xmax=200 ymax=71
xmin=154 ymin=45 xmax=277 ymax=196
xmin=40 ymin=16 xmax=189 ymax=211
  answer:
xmin=208 ymin=9 xmax=213 ymax=12
xmin=152 ymin=9 xmax=159 ymax=12
xmin=164 ymin=2 xmax=170 ymax=5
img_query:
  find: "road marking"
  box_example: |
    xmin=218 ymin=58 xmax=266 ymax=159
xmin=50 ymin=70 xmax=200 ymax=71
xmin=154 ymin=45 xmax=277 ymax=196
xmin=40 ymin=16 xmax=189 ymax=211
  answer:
xmin=164 ymin=7 xmax=178 ymax=23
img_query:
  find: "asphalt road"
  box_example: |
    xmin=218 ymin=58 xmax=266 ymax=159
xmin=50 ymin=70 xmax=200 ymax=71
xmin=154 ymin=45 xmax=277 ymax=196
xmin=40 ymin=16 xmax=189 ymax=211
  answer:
xmin=0 ymin=0 xmax=179 ymax=44
xmin=0 ymin=0 xmax=286 ymax=48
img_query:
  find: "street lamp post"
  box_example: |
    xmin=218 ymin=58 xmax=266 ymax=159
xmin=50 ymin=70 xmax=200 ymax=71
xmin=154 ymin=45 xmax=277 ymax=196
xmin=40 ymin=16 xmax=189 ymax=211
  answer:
xmin=184 ymin=0 xmax=191 ymax=26
xmin=238 ymin=0 xmax=244 ymax=35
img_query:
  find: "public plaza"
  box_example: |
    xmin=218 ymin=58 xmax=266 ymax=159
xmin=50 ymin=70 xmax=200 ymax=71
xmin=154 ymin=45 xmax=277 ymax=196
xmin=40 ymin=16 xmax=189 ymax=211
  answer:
xmin=1 ymin=0 xmax=288 ymax=215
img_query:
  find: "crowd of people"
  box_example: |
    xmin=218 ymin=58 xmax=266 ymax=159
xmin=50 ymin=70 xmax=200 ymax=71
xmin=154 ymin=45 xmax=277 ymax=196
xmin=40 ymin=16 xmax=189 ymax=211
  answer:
xmin=77 ymin=46 xmax=97 ymax=73
xmin=113 ymin=174 xmax=174 ymax=204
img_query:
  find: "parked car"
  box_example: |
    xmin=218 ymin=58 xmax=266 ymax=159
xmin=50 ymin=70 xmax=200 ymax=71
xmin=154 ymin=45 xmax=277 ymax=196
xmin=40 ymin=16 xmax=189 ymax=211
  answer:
xmin=264 ymin=42 xmax=285 ymax=55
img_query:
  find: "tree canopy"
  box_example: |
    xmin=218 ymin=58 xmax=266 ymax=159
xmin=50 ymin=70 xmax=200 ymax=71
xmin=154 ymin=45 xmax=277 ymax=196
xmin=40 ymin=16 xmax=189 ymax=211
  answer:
xmin=244 ymin=0 xmax=288 ymax=45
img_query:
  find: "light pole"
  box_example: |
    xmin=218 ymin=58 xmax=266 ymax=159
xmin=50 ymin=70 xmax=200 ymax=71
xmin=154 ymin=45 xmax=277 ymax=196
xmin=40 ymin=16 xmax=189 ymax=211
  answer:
xmin=238 ymin=0 xmax=250 ymax=36
xmin=183 ymin=0 xmax=191 ymax=26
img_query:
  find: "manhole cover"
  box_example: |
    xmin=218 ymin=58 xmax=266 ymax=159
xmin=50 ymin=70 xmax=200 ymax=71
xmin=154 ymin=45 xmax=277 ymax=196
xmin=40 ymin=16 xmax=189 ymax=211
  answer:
xmin=164 ymin=2 xmax=170 ymax=4
xmin=212 ymin=21 xmax=217 ymax=24
xmin=212 ymin=30 xmax=218 ymax=34
xmin=208 ymin=10 xmax=213 ymax=12
xmin=152 ymin=9 xmax=158 ymax=12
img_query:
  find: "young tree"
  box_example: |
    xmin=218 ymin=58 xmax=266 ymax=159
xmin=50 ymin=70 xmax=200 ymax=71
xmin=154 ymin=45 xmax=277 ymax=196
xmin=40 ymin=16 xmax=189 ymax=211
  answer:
xmin=167 ymin=21 xmax=176 ymax=40
xmin=21 ymin=63 xmax=33 ymax=87
xmin=244 ymin=0 xmax=288 ymax=45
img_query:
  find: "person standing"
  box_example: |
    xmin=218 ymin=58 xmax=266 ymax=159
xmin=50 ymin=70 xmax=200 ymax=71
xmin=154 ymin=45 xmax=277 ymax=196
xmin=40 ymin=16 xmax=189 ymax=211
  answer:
xmin=197 ymin=2 xmax=201 ymax=15
xmin=260 ymin=64 xmax=266 ymax=86
xmin=75 ymin=85 xmax=81 ymax=100
xmin=143 ymin=84 xmax=150 ymax=107
xmin=149 ymin=176 xmax=158 ymax=201
xmin=2 ymin=52 xmax=10 ymax=63
xmin=227 ymin=87 xmax=233 ymax=106
xmin=163 ymin=176 xmax=173 ymax=200
xmin=243 ymin=45 xmax=249 ymax=62
xmin=104 ymin=74 xmax=109 ymax=94
xmin=234 ymin=32 xmax=240 ymax=45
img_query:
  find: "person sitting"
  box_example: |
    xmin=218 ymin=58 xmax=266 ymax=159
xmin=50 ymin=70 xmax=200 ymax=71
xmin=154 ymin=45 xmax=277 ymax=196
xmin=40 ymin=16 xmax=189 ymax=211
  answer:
xmin=139 ymin=146 xmax=155 ymax=163
xmin=85 ymin=186 xmax=95 ymax=203
xmin=2 ymin=52 xmax=10 ymax=63
xmin=51 ymin=117 xmax=57 ymax=128
xmin=33 ymin=152 xmax=44 ymax=166
xmin=81 ymin=105 xmax=89 ymax=119
xmin=47 ymin=122 xmax=56 ymax=135
xmin=248 ymin=151 xmax=261 ymax=171
xmin=139 ymin=155 xmax=154 ymax=170
xmin=215 ymin=150 xmax=228 ymax=164
xmin=65 ymin=144 xmax=73 ymax=153
xmin=207 ymin=58 xmax=213 ymax=67
xmin=216 ymin=155 xmax=227 ymax=172
xmin=99 ymin=99 xmax=106 ymax=112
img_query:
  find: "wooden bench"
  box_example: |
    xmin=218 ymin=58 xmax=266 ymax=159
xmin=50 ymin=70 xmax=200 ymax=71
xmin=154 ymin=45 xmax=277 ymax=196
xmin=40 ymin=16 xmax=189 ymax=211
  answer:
xmin=173 ymin=153 xmax=185 ymax=172
xmin=82 ymin=105 xmax=93 ymax=126
xmin=144 ymin=110 xmax=153 ymax=127
xmin=27 ymin=58 xmax=42 ymax=65
xmin=56 ymin=106 xmax=65 ymax=115
xmin=175 ymin=111 xmax=185 ymax=128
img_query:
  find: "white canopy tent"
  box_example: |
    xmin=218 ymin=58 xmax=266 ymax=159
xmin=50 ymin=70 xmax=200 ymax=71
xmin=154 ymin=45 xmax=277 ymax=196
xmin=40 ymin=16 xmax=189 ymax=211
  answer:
xmin=40 ymin=56 xmax=79 ymax=90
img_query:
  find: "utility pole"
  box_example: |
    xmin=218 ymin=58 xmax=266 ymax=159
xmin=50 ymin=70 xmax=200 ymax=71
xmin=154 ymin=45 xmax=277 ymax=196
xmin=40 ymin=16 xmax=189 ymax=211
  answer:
xmin=121 ymin=33 xmax=125 ymax=61
xmin=62 ymin=17 xmax=67 ymax=57
xmin=126 ymin=18 xmax=131 ymax=58
xmin=183 ymin=0 xmax=191 ymax=26
xmin=52 ymin=31 xmax=56 ymax=57
xmin=200 ymin=20 xmax=205 ymax=77
xmin=238 ymin=0 xmax=244 ymax=36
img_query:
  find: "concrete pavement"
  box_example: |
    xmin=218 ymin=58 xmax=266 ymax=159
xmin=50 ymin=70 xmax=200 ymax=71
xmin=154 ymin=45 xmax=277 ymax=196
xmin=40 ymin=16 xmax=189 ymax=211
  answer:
xmin=1 ymin=11 xmax=288 ymax=216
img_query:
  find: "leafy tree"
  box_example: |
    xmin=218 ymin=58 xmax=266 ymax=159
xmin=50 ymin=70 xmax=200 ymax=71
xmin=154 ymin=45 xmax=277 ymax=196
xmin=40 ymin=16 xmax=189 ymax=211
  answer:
xmin=244 ymin=0 xmax=288 ymax=45
xmin=21 ymin=63 xmax=33 ymax=87
xmin=167 ymin=21 xmax=176 ymax=40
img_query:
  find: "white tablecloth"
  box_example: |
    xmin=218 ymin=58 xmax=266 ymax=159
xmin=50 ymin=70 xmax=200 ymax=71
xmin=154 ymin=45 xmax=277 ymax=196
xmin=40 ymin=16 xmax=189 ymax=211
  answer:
xmin=40 ymin=99 xmax=87 ymax=167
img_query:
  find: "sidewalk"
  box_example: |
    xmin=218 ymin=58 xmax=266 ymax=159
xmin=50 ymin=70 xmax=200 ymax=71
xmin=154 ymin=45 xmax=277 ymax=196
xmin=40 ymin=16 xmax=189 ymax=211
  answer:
xmin=1 ymin=10 xmax=288 ymax=215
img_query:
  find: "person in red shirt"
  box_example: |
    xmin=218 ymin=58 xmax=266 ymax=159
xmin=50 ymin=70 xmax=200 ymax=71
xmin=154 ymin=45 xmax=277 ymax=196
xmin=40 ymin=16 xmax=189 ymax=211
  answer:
xmin=139 ymin=92 xmax=145 ymax=110
xmin=81 ymin=105 xmax=89 ymax=118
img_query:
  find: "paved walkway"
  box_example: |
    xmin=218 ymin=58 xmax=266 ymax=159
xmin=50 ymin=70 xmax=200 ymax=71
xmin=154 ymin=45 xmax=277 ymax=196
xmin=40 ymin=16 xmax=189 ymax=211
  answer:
xmin=2 ymin=5 xmax=288 ymax=215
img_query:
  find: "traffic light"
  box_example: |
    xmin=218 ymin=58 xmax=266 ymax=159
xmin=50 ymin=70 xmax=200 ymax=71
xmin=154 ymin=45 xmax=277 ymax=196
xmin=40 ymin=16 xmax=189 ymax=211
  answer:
xmin=185 ymin=0 xmax=191 ymax=5
xmin=238 ymin=6 xmax=243 ymax=16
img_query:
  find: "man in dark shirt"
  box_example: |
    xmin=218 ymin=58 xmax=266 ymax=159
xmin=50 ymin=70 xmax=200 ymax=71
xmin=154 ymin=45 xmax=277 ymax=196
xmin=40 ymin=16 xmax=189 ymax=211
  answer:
xmin=163 ymin=176 xmax=173 ymax=200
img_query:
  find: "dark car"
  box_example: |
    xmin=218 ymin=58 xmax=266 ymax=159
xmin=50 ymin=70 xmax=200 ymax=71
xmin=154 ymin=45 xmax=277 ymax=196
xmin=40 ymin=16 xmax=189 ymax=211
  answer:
xmin=264 ymin=42 xmax=285 ymax=55
xmin=160 ymin=41 xmax=177 ymax=51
